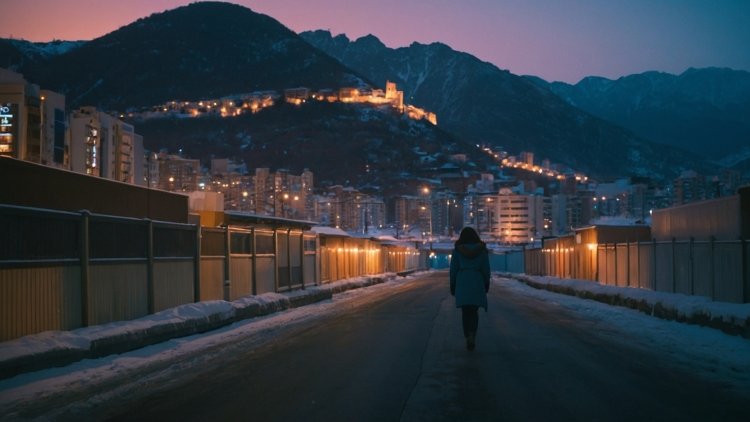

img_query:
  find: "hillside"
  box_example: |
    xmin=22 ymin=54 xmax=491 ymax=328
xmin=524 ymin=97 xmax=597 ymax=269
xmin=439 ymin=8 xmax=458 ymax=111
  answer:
xmin=132 ymin=101 xmax=484 ymax=193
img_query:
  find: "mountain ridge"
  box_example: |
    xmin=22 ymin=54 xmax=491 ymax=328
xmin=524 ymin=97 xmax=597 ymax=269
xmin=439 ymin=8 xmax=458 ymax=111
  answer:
xmin=300 ymin=30 xmax=712 ymax=180
xmin=1 ymin=2 xmax=366 ymax=110
xmin=526 ymin=67 xmax=750 ymax=162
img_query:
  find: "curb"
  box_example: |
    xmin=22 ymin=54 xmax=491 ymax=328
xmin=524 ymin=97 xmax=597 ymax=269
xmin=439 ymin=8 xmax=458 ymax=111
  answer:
xmin=502 ymin=273 xmax=750 ymax=339
xmin=0 ymin=274 xmax=398 ymax=380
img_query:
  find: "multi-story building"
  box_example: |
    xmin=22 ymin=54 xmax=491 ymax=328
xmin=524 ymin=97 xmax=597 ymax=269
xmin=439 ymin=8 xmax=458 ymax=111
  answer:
xmin=318 ymin=187 xmax=386 ymax=234
xmin=249 ymin=167 xmax=313 ymax=218
xmin=155 ymin=151 xmax=200 ymax=192
xmin=0 ymin=69 xmax=68 ymax=168
xmin=673 ymin=170 xmax=708 ymax=206
xmin=494 ymin=189 xmax=548 ymax=244
xmin=392 ymin=195 xmax=426 ymax=236
xmin=69 ymin=106 xmax=143 ymax=184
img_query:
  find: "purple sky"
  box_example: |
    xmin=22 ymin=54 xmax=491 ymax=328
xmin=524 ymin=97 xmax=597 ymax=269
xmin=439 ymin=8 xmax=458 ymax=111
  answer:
xmin=2 ymin=0 xmax=749 ymax=83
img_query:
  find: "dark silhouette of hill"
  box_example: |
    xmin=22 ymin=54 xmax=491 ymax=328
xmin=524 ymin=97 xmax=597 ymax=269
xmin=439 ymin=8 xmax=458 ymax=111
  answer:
xmin=3 ymin=2 xmax=364 ymax=110
xmin=133 ymin=101 xmax=484 ymax=193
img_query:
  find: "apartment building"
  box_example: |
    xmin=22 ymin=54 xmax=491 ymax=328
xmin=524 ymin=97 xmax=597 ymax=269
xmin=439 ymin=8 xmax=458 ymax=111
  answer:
xmin=0 ymin=69 xmax=68 ymax=168
xmin=494 ymin=190 xmax=548 ymax=244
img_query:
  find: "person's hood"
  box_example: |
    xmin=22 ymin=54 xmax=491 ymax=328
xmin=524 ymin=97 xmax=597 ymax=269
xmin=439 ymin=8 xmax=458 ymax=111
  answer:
xmin=456 ymin=242 xmax=487 ymax=258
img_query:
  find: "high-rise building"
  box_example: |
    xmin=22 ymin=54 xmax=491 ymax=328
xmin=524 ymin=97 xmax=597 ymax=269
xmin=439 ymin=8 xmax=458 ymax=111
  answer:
xmin=69 ymin=106 xmax=143 ymax=184
xmin=0 ymin=69 xmax=68 ymax=167
xmin=155 ymin=151 xmax=200 ymax=192
xmin=494 ymin=190 xmax=548 ymax=244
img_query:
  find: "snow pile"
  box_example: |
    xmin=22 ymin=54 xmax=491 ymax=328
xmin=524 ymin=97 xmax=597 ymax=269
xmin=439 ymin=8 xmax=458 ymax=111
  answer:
xmin=507 ymin=274 xmax=750 ymax=338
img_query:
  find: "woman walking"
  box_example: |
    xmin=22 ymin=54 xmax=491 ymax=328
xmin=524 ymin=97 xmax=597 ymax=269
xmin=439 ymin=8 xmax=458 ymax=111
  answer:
xmin=449 ymin=227 xmax=490 ymax=351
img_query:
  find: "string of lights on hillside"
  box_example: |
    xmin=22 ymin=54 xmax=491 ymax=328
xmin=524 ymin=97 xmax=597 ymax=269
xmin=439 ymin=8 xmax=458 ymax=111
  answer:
xmin=479 ymin=145 xmax=589 ymax=183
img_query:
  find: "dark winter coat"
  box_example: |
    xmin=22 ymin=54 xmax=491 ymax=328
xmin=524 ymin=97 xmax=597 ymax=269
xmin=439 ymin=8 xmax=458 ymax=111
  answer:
xmin=449 ymin=242 xmax=490 ymax=310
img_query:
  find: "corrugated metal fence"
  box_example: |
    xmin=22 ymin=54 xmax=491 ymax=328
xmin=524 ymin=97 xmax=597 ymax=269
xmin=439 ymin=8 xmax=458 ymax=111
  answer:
xmin=0 ymin=204 xmax=198 ymax=340
xmin=525 ymin=239 xmax=749 ymax=303
xmin=0 ymin=205 xmax=424 ymax=341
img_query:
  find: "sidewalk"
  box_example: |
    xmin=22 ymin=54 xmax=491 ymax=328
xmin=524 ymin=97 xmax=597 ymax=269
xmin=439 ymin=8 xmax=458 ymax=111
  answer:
xmin=0 ymin=274 xmax=399 ymax=380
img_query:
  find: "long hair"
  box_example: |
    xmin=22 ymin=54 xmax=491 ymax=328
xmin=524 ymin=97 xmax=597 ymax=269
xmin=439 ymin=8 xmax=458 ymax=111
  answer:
xmin=455 ymin=226 xmax=481 ymax=246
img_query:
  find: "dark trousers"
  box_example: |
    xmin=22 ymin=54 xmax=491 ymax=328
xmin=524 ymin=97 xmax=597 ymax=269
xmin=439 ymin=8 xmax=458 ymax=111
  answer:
xmin=461 ymin=305 xmax=479 ymax=337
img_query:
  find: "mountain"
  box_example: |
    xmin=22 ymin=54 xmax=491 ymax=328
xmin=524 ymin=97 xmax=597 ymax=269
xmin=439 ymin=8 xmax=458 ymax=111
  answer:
xmin=527 ymin=68 xmax=750 ymax=161
xmin=0 ymin=4 xmax=717 ymax=183
xmin=0 ymin=39 xmax=84 ymax=69
xmin=300 ymin=31 xmax=711 ymax=180
xmin=1 ymin=2 xmax=364 ymax=110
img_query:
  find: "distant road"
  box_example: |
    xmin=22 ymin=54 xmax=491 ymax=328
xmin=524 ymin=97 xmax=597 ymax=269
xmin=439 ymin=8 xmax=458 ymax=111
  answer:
xmin=72 ymin=272 xmax=750 ymax=421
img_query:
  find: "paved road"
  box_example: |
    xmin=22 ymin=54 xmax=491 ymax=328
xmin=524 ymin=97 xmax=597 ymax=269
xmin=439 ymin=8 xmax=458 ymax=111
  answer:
xmin=80 ymin=272 xmax=748 ymax=421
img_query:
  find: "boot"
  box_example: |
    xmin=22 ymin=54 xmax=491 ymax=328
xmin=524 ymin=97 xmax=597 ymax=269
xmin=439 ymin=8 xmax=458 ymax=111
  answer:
xmin=466 ymin=333 xmax=476 ymax=351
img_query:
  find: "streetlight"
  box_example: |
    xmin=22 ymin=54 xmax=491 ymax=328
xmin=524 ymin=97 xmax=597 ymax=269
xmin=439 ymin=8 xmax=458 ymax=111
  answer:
xmin=446 ymin=199 xmax=451 ymax=237
xmin=486 ymin=197 xmax=493 ymax=237
xmin=422 ymin=187 xmax=432 ymax=238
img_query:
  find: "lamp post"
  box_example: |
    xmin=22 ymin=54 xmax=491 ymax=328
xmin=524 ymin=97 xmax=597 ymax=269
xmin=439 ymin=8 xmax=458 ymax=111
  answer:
xmin=422 ymin=187 xmax=432 ymax=238
xmin=446 ymin=199 xmax=451 ymax=237
xmin=486 ymin=197 xmax=493 ymax=238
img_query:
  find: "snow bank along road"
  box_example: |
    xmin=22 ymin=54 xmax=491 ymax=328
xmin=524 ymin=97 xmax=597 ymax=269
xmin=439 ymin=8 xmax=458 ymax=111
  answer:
xmin=1 ymin=272 xmax=749 ymax=421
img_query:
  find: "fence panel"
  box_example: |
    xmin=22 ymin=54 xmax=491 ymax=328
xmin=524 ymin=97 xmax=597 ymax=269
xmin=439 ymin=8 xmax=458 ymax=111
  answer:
xmin=153 ymin=260 xmax=194 ymax=311
xmin=654 ymin=242 xmax=674 ymax=293
xmin=255 ymin=256 xmax=276 ymax=294
xmin=605 ymin=246 xmax=617 ymax=286
xmin=638 ymin=243 xmax=654 ymax=290
xmin=289 ymin=231 xmax=303 ymax=288
xmin=303 ymin=234 xmax=317 ymax=287
xmin=0 ymin=265 xmax=81 ymax=341
xmin=691 ymin=242 xmax=713 ymax=298
xmin=714 ymin=242 xmax=744 ymax=303
xmin=673 ymin=243 xmax=692 ymax=295
xmin=596 ymin=245 xmax=607 ymax=284
xmin=229 ymin=256 xmax=252 ymax=300
xmin=616 ymin=245 xmax=628 ymax=287
xmin=200 ymin=257 xmax=225 ymax=301
xmin=0 ymin=206 xmax=83 ymax=341
xmin=255 ymin=231 xmax=276 ymax=293
xmin=0 ymin=206 xmax=80 ymax=261
xmin=88 ymin=262 xmax=148 ymax=325
xmin=628 ymin=243 xmax=640 ymax=288
xmin=277 ymin=231 xmax=290 ymax=291
xmin=153 ymin=223 xmax=196 ymax=310
xmin=200 ymin=228 xmax=226 ymax=301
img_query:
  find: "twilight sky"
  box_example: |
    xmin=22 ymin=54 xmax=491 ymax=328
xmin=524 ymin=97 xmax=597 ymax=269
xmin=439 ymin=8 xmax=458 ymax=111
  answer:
xmin=2 ymin=0 xmax=749 ymax=83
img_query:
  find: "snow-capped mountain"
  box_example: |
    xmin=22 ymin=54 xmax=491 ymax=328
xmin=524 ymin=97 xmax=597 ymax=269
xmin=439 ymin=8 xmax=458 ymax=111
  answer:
xmin=300 ymin=30 xmax=712 ymax=180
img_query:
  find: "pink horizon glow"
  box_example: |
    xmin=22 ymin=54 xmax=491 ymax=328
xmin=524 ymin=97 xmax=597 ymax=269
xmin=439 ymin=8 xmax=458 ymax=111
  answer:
xmin=2 ymin=0 xmax=749 ymax=84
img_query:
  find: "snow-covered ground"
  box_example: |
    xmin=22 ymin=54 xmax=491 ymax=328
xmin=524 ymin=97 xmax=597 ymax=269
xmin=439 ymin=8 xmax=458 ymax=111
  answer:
xmin=1 ymin=272 xmax=749 ymax=418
